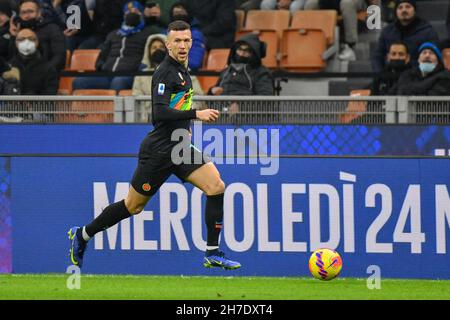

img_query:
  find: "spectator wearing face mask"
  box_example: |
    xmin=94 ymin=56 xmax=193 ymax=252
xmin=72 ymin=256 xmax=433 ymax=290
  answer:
xmin=9 ymin=0 xmax=66 ymax=71
xmin=143 ymin=1 xmax=166 ymax=31
xmin=132 ymin=33 xmax=204 ymax=121
xmin=371 ymin=41 xmax=412 ymax=95
xmin=209 ymin=33 xmax=274 ymax=96
xmin=72 ymin=1 xmax=161 ymax=91
xmin=371 ymin=0 xmax=439 ymax=72
xmin=168 ymin=1 xmax=205 ymax=72
xmin=395 ymin=42 xmax=450 ymax=96
xmin=9 ymin=28 xmax=57 ymax=94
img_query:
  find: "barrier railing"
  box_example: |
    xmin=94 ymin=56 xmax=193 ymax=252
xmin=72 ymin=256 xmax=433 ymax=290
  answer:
xmin=1 ymin=95 xmax=449 ymax=124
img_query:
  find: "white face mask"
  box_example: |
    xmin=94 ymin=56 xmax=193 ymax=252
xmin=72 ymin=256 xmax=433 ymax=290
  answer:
xmin=17 ymin=39 xmax=37 ymax=56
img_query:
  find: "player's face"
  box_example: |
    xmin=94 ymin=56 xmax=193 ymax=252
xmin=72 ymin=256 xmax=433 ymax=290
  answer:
xmin=166 ymin=29 xmax=192 ymax=65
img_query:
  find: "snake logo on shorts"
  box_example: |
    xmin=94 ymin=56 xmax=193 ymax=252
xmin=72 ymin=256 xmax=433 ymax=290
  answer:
xmin=142 ymin=183 xmax=151 ymax=192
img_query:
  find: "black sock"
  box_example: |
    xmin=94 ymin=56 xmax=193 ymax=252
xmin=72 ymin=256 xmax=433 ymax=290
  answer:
xmin=205 ymin=193 xmax=224 ymax=248
xmin=84 ymin=199 xmax=130 ymax=238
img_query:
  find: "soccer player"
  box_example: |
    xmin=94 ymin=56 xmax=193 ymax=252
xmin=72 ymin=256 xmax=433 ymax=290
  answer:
xmin=68 ymin=20 xmax=241 ymax=271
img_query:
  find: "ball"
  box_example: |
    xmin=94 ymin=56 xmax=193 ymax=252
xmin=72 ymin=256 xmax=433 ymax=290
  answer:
xmin=308 ymin=248 xmax=343 ymax=281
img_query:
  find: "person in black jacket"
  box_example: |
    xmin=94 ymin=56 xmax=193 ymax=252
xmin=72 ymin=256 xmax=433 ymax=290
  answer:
xmin=0 ymin=0 xmax=13 ymax=59
xmin=9 ymin=0 xmax=66 ymax=71
xmin=181 ymin=0 xmax=236 ymax=49
xmin=209 ymin=33 xmax=274 ymax=96
xmin=9 ymin=28 xmax=57 ymax=94
xmin=72 ymin=1 xmax=161 ymax=91
xmin=396 ymin=42 xmax=450 ymax=96
xmin=371 ymin=0 xmax=439 ymax=72
xmin=371 ymin=41 xmax=412 ymax=95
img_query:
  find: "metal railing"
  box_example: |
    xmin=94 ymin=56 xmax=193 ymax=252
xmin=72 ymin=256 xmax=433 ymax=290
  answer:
xmin=0 ymin=95 xmax=449 ymax=124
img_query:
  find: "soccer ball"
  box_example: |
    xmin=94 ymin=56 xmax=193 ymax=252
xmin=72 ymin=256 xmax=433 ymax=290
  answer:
xmin=308 ymin=248 xmax=343 ymax=281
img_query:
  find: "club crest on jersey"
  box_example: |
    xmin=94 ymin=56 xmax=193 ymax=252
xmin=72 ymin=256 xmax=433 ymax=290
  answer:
xmin=158 ymin=83 xmax=165 ymax=95
xmin=142 ymin=183 xmax=151 ymax=192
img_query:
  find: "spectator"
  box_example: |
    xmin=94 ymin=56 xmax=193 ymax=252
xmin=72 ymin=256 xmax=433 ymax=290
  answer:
xmin=52 ymin=0 xmax=95 ymax=51
xmin=9 ymin=28 xmax=58 ymax=94
xmin=371 ymin=40 xmax=411 ymax=95
xmin=261 ymin=0 xmax=305 ymax=14
xmin=146 ymin=0 xmax=177 ymax=26
xmin=209 ymin=33 xmax=274 ymax=96
xmin=78 ymin=0 xmax=129 ymax=49
xmin=395 ymin=42 xmax=450 ymax=96
xmin=304 ymin=0 xmax=379 ymax=61
xmin=447 ymin=0 xmax=450 ymax=39
xmin=72 ymin=1 xmax=161 ymax=91
xmin=143 ymin=1 xmax=166 ymax=30
xmin=10 ymin=0 xmax=66 ymax=71
xmin=132 ymin=33 xmax=204 ymax=121
xmin=0 ymin=1 xmax=13 ymax=59
xmin=181 ymin=0 xmax=236 ymax=49
xmin=168 ymin=1 xmax=205 ymax=71
xmin=372 ymin=0 xmax=439 ymax=72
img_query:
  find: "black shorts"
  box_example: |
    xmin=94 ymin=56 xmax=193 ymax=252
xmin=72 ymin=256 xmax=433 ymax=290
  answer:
xmin=131 ymin=145 xmax=210 ymax=196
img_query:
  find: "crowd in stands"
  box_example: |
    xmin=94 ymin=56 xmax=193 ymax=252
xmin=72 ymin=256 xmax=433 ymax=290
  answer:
xmin=0 ymin=0 xmax=448 ymax=100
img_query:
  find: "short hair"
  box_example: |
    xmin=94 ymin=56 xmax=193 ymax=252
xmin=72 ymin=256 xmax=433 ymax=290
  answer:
xmin=167 ymin=20 xmax=190 ymax=33
xmin=19 ymin=0 xmax=40 ymax=9
xmin=389 ymin=41 xmax=409 ymax=54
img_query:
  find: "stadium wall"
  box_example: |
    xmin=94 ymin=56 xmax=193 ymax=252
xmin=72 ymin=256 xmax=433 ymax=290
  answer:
xmin=1 ymin=124 xmax=450 ymax=279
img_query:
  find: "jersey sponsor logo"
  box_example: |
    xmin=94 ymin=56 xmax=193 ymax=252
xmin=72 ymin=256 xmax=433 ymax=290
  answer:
xmin=157 ymin=83 xmax=165 ymax=95
xmin=142 ymin=183 xmax=151 ymax=192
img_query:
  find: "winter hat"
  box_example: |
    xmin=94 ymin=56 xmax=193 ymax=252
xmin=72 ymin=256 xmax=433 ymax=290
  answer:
xmin=418 ymin=42 xmax=443 ymax=62
xmin=0 ymin=1 xmax=12 ymax=18
xmin=395 ymin=0 xmax=416 ymax=10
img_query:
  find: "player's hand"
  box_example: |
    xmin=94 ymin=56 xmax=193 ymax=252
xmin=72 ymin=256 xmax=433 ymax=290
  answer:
xmin=210 ymin=87 xmax=224 ymax=96
xmin=196 ymin=109 xmax=220 ymax=122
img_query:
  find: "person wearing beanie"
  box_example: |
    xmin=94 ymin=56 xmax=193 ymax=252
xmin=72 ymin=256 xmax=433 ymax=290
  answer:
xmin=395 ymin=41 xmax=450 ymax=96
xmin=372 ymin=0 xmax=439 ymax=72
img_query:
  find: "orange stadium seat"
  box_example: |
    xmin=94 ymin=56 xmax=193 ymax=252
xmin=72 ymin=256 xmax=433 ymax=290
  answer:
xmin=58 ymin=50 xmax=101 ymax=95
xmin=291 ymin=10 xmax=337 ymax=46
xmin=280 ymin=28 xmax=327 ymax=71
xmin=65 ymin=50 xmax=71 ymax=69
xmin=244 ymin=10 xmax=290 ymax=39
xmin=118 ymin=89 xmax=133 ymax=96
xmin=57 ymin=89 xmax=116 ymax=123
xmin=235 ymin=9 xmax=245 ymax=31
xmin=443 ymin=49 xmax=450 ymax=70
xmin=70 ymin=49 xmax=100 ymax=71
xmin=340 ymin=89 xmax=371 ymax=123
xmin=198 ymin=49 xmax=229 ymax=92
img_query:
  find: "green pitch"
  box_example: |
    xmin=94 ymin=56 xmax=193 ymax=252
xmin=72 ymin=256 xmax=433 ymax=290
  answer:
xmin=0 ymin=274 xmax=449 ymax=300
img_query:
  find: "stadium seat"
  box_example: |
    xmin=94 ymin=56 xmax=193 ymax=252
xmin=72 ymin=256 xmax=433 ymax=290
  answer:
xmin=65 ymin=50 xmax=71 ymax=70
xmin=58 ymin=50 xmax=73 ymax=95
xmin=58 ymin=89 xmax=116 ymax=123
xmin=118 ymin=89 xmax=133 ymax=96
xmin=198 ymin=49 xmax=229 ymax=92
xmin=235 ymin=30 xmax=278 ymax=69
xmin=291 ymin=10 xmax=337 ymax=46
xmin=340 ymin=89 xmax=371 ymax=123
xmin=70 ymin=49 xmax=100 ymax=71
xmin=244 ymin=10 xmax=290 ymax=39
xmin=235 ymin=9 xmax=245 ymax=31
xmin=444 ymin=49 xmax=450 ymax=71
xmin=280 ymin=28 xmax=327 ymax=71
xmin=203 ymin=49 xmax=229 ymax=71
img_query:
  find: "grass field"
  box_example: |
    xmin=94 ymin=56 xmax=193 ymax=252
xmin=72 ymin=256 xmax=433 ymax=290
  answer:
xmin=0 ymin=274 xmax=449 ymax=300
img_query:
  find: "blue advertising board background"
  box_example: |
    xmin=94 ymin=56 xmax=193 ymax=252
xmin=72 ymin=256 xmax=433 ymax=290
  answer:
xmin=1 ymin=124 xmax=450 ymax=156
xmin=10 ymin=156 xmax=450 ymax=279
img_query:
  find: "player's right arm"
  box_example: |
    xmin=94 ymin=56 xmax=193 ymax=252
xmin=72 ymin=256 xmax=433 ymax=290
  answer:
xmin=152 ymin=71 xmax=220 ymax=122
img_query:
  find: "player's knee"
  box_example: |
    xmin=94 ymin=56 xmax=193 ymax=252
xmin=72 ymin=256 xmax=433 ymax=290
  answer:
xmin=124 ymin=200 xmax=145 ymax=215
xmin=205 ymin=179 xmax=225 ymax=196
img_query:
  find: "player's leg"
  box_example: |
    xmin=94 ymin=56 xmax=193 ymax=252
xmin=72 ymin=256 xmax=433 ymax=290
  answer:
xmin=182 ymin=162 xmax=241 ymax=270
xmin=68 ymin=186 xmax=151 ymax=267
